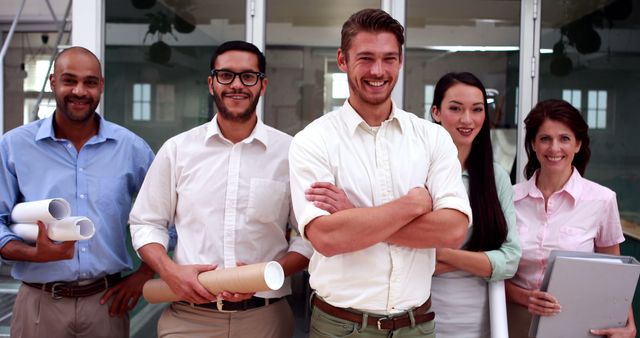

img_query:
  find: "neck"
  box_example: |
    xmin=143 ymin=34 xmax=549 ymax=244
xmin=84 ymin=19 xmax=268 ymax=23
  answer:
xmin=457 ymin=144 xmax=471 ymax=170
xmin=216 ymin=114 xmax=257 ymax=143
xmin=536 ymin=166 xmax=573 ymax=198
xmin=53 ymin=111 xmax=99 ymax=152
xmin=349 ymin=97 xmax=393 ymax=127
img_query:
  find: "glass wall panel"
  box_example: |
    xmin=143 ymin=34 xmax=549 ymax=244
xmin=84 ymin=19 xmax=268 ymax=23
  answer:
xmin=539 ymin=0 xmax=640 ymax=249
xmin=105 ymin=0 xmax=245 ymax=150
xmin=405 ymin=0 xmax=521 ymax=176
xmin=264 ymin=0 xmax=379 ymax=136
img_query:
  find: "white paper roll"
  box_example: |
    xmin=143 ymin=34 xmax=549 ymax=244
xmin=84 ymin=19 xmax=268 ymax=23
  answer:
xmin=9 ymin=223 xmax=39 ymax=242
xmin=11 ymin=198 xmax=71 ymax=224
xmin=489 ymin=280 xmax=509 ymax=338
xmin=48 ymin=217 xmax=95 ymax=241
xmin=9 ymin=217 xmax=95 ymax=242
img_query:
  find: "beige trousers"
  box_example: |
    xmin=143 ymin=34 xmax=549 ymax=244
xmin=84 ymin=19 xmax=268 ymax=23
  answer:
xmin=157 ymin=299 xmax=294 ymax=338
xmin=10 ymin=283 xmax=129 ymax=338
xmin=507 ymin=302 xmax=533 ymax=338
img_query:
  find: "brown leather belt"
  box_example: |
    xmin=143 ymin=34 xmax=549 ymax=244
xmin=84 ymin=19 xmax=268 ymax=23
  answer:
xmin=24 ymin=273 xmax=121 ymax=299
xmin=179 ymin=296 xmax=283 ymax=312
xmin=313 ymin=295 xmax=434 ymax=331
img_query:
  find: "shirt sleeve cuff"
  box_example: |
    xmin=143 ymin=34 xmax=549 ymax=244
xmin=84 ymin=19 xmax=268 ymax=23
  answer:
xmin=296 ymin=206 xmax=330 ymax=241
xmin=288 ymin=236 xmax=314 ymax=259
xmin=130 ymin=223 xmax=170 ymax=255
xmin=433 ymin=196 xmax=473 ymax=227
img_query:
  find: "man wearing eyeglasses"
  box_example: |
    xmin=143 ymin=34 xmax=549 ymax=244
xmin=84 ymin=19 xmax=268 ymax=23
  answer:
xmin=128 ymin=40 xmax=312 ymax=338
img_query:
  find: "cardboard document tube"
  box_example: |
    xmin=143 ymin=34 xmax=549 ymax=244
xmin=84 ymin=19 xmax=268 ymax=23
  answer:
xmin=143 ymin=261 xmax=285 ymax=304
xmin=11 ymin=198 xmax=71 ymax=224
xmin=488 ymin=280 xmax=509 ymax=338
xmin=10 ymin=216 xmax=95 ymax=242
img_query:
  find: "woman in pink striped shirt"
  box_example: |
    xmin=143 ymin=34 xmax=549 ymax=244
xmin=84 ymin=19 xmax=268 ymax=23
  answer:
xmin=506 ymin=99 xmax=636 ymax=337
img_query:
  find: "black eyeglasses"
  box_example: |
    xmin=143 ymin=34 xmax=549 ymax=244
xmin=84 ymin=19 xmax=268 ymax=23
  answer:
xmin=210 ymin=69 xmax=265 ymax=87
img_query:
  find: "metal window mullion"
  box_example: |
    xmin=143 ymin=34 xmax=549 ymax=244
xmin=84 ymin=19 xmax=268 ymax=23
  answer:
xmin=246 ymin=0 xmax=266 ymax=120
xmin=72 ymin=0 xmax=105 ymax=116
xmin=516 ymin=0 xmax=541 ymax=183
xmin=0 ymin=0 xmax=27 ymax=135
xmin=382 ymin=0 xmax=405 ymax=109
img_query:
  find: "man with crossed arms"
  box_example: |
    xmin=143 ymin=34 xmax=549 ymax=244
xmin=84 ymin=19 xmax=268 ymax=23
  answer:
xmin=289 ymin=9 xmax=472 ymax=338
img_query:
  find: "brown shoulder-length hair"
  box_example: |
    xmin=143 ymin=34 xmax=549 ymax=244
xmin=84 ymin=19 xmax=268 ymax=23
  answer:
xmin=340 ymin=8 xmax=405 ymax=55
xmin=524 ymin=99 xmax=591 ymax=179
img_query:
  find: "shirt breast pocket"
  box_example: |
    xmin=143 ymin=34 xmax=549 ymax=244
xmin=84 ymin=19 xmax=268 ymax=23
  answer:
xmin=557 ymin=226 xmax=592 ymax=251
xmin=96 ymin=176 xmax=129 ymax=215
xmin=247 ymin=178 xmax=287 ymax=223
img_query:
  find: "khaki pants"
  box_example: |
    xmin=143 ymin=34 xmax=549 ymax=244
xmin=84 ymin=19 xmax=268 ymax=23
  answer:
xmin=309 ymin=306 xmax=436 ymax=338
xmin=507 ymin=302 xmax=533 ymax=338
xmin=157 ymin=298 xmax=294 ymax=338
xmin=10 ymin=283 xmax=129 ymax=338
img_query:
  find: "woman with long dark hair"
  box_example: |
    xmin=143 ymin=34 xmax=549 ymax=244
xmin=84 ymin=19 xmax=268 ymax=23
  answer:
xmin=429 ymin=72 xmax=521 ymax=337
xmin=506 ymin=99 xmax=636 ymax=338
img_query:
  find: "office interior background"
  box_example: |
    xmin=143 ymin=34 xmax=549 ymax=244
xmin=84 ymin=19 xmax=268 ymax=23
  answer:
xmin=1 ymin=0 xmax=639 ymax=337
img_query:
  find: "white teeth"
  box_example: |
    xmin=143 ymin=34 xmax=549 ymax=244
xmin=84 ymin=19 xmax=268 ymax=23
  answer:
xmin=546 ymin=156 xmax=563 ymax=161
xmin=458 ymin=128 xmax=472 ymax=133
xmin=367 ymin=81 xmax=384 ymax=87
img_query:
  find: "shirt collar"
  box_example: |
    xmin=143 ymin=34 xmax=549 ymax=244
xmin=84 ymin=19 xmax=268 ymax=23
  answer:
xmin=35 ymin=113 xmax=114 ymax=143
xmin=514 ymin=167 xmax=583 ymax=206
xmin=205 ymin=114 xmax=269 ymax=148
xmin=561 ymin=167 xmax=583 ymax=205
xmin=341 ymin=99 xmax=405 ymax=136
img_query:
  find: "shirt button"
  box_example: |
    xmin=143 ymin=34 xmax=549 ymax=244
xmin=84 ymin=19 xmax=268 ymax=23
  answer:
xmin=81 ymin=248 xmax=86 ymax=252
xmin=80 ymin=194 xmax=86 ymax=199
xmin=79 ymin=168 xmax=84 ymax=172
xmin=66 ymin=144 xmax=72 ymax=148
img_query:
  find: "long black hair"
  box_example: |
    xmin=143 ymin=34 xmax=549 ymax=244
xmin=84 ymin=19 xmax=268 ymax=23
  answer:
xmin=431 ymin=72 xmax=508 ymax=251
xmin=524 ymin=99 xmax=591 ymax=179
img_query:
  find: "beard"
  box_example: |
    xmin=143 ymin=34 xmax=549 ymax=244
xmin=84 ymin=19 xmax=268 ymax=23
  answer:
xmin=56 ymin=94 xmax=98 ymax=122
xmin=212 ymin=89 xmax=259 ymax=123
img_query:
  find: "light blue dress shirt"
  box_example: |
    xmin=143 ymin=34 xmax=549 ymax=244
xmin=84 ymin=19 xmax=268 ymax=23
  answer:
xmin=0 ymin=114 xmax=154 ymax=283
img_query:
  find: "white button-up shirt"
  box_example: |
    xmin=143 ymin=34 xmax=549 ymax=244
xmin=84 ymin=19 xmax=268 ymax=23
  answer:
xmin=289 ymin=100 xmax=471 ymax=314
xmin=130 ymin=117 xmax=313 ymax=298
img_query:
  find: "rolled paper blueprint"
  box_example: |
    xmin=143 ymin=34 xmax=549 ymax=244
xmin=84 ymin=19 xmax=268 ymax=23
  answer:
xmin=8 ymin=224 xmax=39 ymax=242
xmin=488 ymin=280 xmax=509 ymax=338
xmin=11 ymin=198 xmax=71 ymax=224
xmin=48 ymin=216 xmax=95 ymax=241
xmin=143 ymin=261 xmax=285 ymax=304
xmin=9 ymin=216 xmax=95 ymax=242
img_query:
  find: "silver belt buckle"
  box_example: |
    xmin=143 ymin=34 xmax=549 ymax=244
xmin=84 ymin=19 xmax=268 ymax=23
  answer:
xmin=377 ymin=317 xmax=388 ymax=330
xmin=216 ymin=298 xmax=238 ymax=313
xmin=50 ymin=282 xmax=64 ymax=300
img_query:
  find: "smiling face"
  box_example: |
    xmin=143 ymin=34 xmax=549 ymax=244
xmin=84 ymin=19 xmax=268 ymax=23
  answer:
xmin=431 ymin=83 xmax=486 ymax=151
xmin=531 ymin=119 xmax=582 ymax=178
xmin=208 ymin=50 xmax=267 ymax=122
xmin=50 ymin=50 xmax=103 ymax=123
xmin=337 ymin=31 xmax=402 ymax=113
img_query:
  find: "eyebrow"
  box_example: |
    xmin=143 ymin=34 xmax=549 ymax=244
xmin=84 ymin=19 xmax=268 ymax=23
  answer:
xmin=60 ymin=73 xmax=100 ymax=81
xmin=353 ymin=51 xmax=400 ymax=57
xmin=447 ymin=100 xmax=484 ymax=106
xmin=217 ymin=68 xmax=259 ymax=73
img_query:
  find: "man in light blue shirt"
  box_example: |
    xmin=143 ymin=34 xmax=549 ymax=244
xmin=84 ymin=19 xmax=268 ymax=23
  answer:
xmin=0 ymin=47 xmax=154 ymax=338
